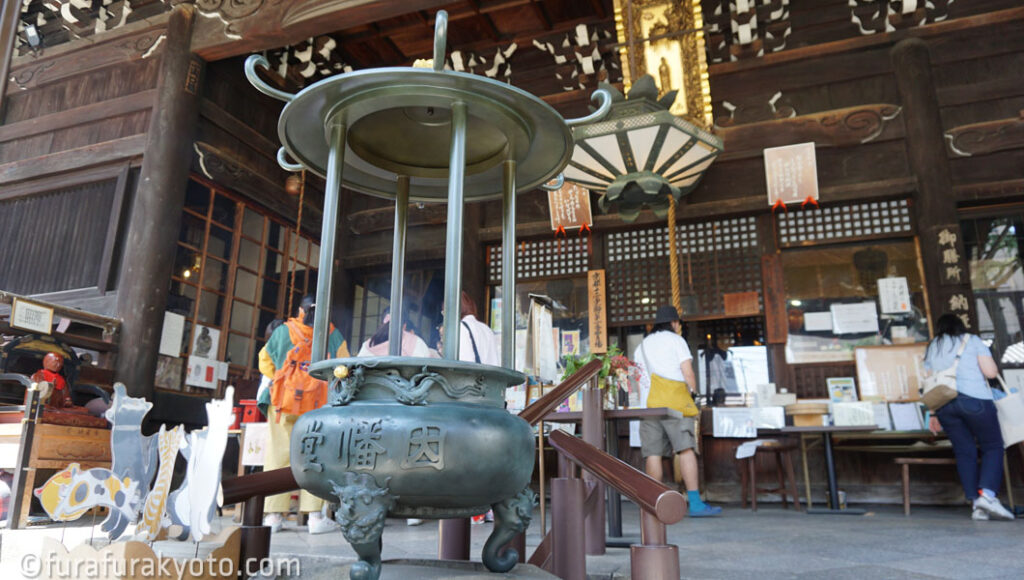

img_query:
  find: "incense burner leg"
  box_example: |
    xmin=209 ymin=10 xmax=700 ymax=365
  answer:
xmin=331 ymin=473 xmax=395 ymax=580
xmin=482 ymin=486 xmax=537 ymax=572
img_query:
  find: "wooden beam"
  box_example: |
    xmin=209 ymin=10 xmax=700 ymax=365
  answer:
xmin=0 ymin=134 xmax=146 ymax=186
xmin=954 ymin=178 xmax=1024 ymax=203
xmin=709 ymin=6 xmax=1024 ymax=78
xmin=717 ymin=103 xmax=904 ymax=161
xmin=192 ymin=0 xmax=454 ymax=61
xmin=945 ymin=113 xmax=1024 ymax=158
xmin=191 ymin=141 xmax=321 ymax=239
xmin=347 ymin=202 xmax=448 ymax=235
xmin=937 ymin=76 xmax=1024 ymax=109
xmin=0 ymin=89 xmax=156 ymax=143
xmin=0 ymin=162 xmax=127 ymax=201
xmin=6 ymin=23 xmax=167 ymax=94
xmin=198 ymin=98 xmax=278 ymax=160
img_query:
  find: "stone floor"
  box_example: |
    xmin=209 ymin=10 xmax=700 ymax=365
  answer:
xmin=262 ymin=500 xmax=1024 ymax=580
xmin=2 ymin=501 xmax=1023 ymax=579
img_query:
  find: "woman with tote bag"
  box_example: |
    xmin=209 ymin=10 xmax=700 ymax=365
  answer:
xmin=924 ymin=313 xmax=1013 ymax=521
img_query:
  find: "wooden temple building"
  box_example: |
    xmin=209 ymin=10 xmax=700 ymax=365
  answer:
xmin=1 ymin=0 xmax=1023 ymax=504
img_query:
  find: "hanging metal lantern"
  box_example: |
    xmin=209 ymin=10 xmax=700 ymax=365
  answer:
xmin=564 ymin=75 xmax=723 ymax=222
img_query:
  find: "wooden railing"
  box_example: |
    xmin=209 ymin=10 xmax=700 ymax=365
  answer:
xmin=545 ymin=430 xmax=685 ymax=579
xmin=518 ymin=359 xmax=602 ymax=426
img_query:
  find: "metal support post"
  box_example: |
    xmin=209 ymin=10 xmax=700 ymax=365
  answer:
xmin=501 ymin=160 xmax=516 ymax=367
xmin=312 ymin=117 xmax=346 ymax=363
xmin=442 ymin=101 xmax=468 ymax=360
xmin=388 ymin=175 xmax=410 ymax=353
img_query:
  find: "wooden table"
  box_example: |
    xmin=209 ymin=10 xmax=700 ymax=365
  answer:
xmin=544 ymin=407 xmax=681 ymax=545
xmin=762 ymin=426 xmax=877 ymax=515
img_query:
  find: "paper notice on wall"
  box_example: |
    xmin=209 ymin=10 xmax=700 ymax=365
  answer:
xmin=878 ymin=277 xmax=912 ymax=314
xmin=804 ymin=311 xmax=833 ymax=332
xmin=830 ymin=302 xmax=879 ymax=334
xmin=186 ymin=356 xmax=221 ymax=389
xmin=159 ymin=312 xmax=186 ymax=357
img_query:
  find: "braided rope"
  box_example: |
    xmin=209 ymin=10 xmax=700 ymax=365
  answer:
xmin=667 ymin=194 xmax=682 ymax=315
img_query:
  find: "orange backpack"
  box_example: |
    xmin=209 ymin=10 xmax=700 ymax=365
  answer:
xmin=270 ymin=321 xmax=328 ymax=419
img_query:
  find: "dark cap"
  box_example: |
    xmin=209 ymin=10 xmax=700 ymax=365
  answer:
xmin=654 ymin=304 xmax=681 ymax=325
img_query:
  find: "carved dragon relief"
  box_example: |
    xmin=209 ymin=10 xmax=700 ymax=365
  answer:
xmin=331 ymin=362 xmax=490 ymax=406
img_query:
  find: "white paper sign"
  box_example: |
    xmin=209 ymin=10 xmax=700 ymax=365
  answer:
xmin=804 ymin=311 xmax=834 ymax=332
xmin=11 ymin=298 xmax=53 ymax=334
xmin=878 ymin=277 xmax=912 ymax=314
xmin=186 ymin=356 xmax=220 ymax=389
xmin=889 ymin=402 xmax=924 ymax=431
xmin=830 ymin=301 xmax=880 ymax=334
xmin=629 ymin=420 xmax=641 ymax=447
xmin=753 ymin=406 xmax=785 ymax=430
xmin=713 ymin=408 xmax=757 ymax=438
xmin=159 ymin=312 xmax=186 ymax=357
xmin=872 ymin=403 xmax=893 ymax=430
xmin=832 ymin=401 xmax=875 ymax=426
xmin=241 ymin=422 xmax=268 ymax=466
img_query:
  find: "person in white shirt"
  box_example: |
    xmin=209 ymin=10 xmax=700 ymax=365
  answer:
xmin=634 ymin=305 xmax=722 ymax=517
xmin=457 ymin=291 xmax=501 ymax=366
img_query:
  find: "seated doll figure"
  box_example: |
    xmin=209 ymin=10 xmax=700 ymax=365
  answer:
xmin=31 ymin=352 xmax=72 ymax=408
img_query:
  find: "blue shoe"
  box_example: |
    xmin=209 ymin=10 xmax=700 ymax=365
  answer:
xmin=689 ymin=505 xmax=723 ymax=517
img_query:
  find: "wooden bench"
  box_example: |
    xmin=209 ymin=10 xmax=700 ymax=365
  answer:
xmin=894 ymin=457 xmax=956 ymax=516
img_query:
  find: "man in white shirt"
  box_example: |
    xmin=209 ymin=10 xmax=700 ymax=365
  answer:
xmin=634 ymin=305 xmax=722 ymax=517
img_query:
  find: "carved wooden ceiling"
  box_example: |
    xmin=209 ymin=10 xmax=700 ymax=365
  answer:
xmin=260 ymin=0 xmax=622 ymax=111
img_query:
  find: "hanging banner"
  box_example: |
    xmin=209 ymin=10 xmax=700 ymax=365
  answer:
xmin=764 ymin=142 xmax=818 ymax=207
xmin=588 ymin=270 xmax=607 ymax=354
xmin=548 ymin=182 xmax=593 ymax=231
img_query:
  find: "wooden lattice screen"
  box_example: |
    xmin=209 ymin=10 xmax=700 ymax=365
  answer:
xmin=693 ymin=316 xmax=765 ymax=349
xmin=789 ymin=362 xmax=857 ymax=399
xmin=606 ymin=216 xmax=760 ymax=325
xmin=487 ymin=237 xmax=590 ymax=283
xmin=776 ymin=199 xmax=913 ymax=248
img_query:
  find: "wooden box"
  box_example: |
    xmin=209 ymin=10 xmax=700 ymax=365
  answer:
xmin=723 ymin=291 xmax=761 ymax=315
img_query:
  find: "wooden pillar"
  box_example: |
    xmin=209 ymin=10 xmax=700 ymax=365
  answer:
xmin=0 ymin=0 xmax=22 ymax=118
xmin=891 ymin=38 xmax=976 ymax=330
xmin=115 ymin=5 xmax=203 ymax=397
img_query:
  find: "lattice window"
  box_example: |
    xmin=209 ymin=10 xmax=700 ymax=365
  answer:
xmin=790 ymin=363 xmax=856 ymax=399
xmin=694 ymin=317 xmax=765 ymax=349
xmin=776 ymin=199 xmax=912 ymax=248
xmin=606 ymin=216 xmax=760 ymax=325
xmin=487 ymin=238 xmax=590 ymax=283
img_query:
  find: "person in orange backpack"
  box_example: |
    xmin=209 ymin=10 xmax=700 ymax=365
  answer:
xmin=257 ymin=295 xmax=349 ymax=534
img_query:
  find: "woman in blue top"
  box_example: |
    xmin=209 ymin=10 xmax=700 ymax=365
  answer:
xmin=924 ymin=313 xmax=1013 ymax=521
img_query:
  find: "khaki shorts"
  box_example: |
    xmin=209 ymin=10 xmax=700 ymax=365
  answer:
xmin=640 ymin=416 xmax=697 ymax=457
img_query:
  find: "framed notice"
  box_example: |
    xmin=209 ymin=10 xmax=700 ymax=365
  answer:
xmin=548 ymin=182 xmax=593 ymax=231
xmin=11 ymin=298 xmax=53 ymax=334
xmin=764 ymin=142 xmax=818 ymax=207
xmin=588 ymin=270 xmax=607 ymax=354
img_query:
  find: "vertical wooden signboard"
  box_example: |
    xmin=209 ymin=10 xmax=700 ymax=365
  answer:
xmin=548 ymin=182 xmax=593 ymax=231
xmin=588 ymin=270 xmax=607 ymax=354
